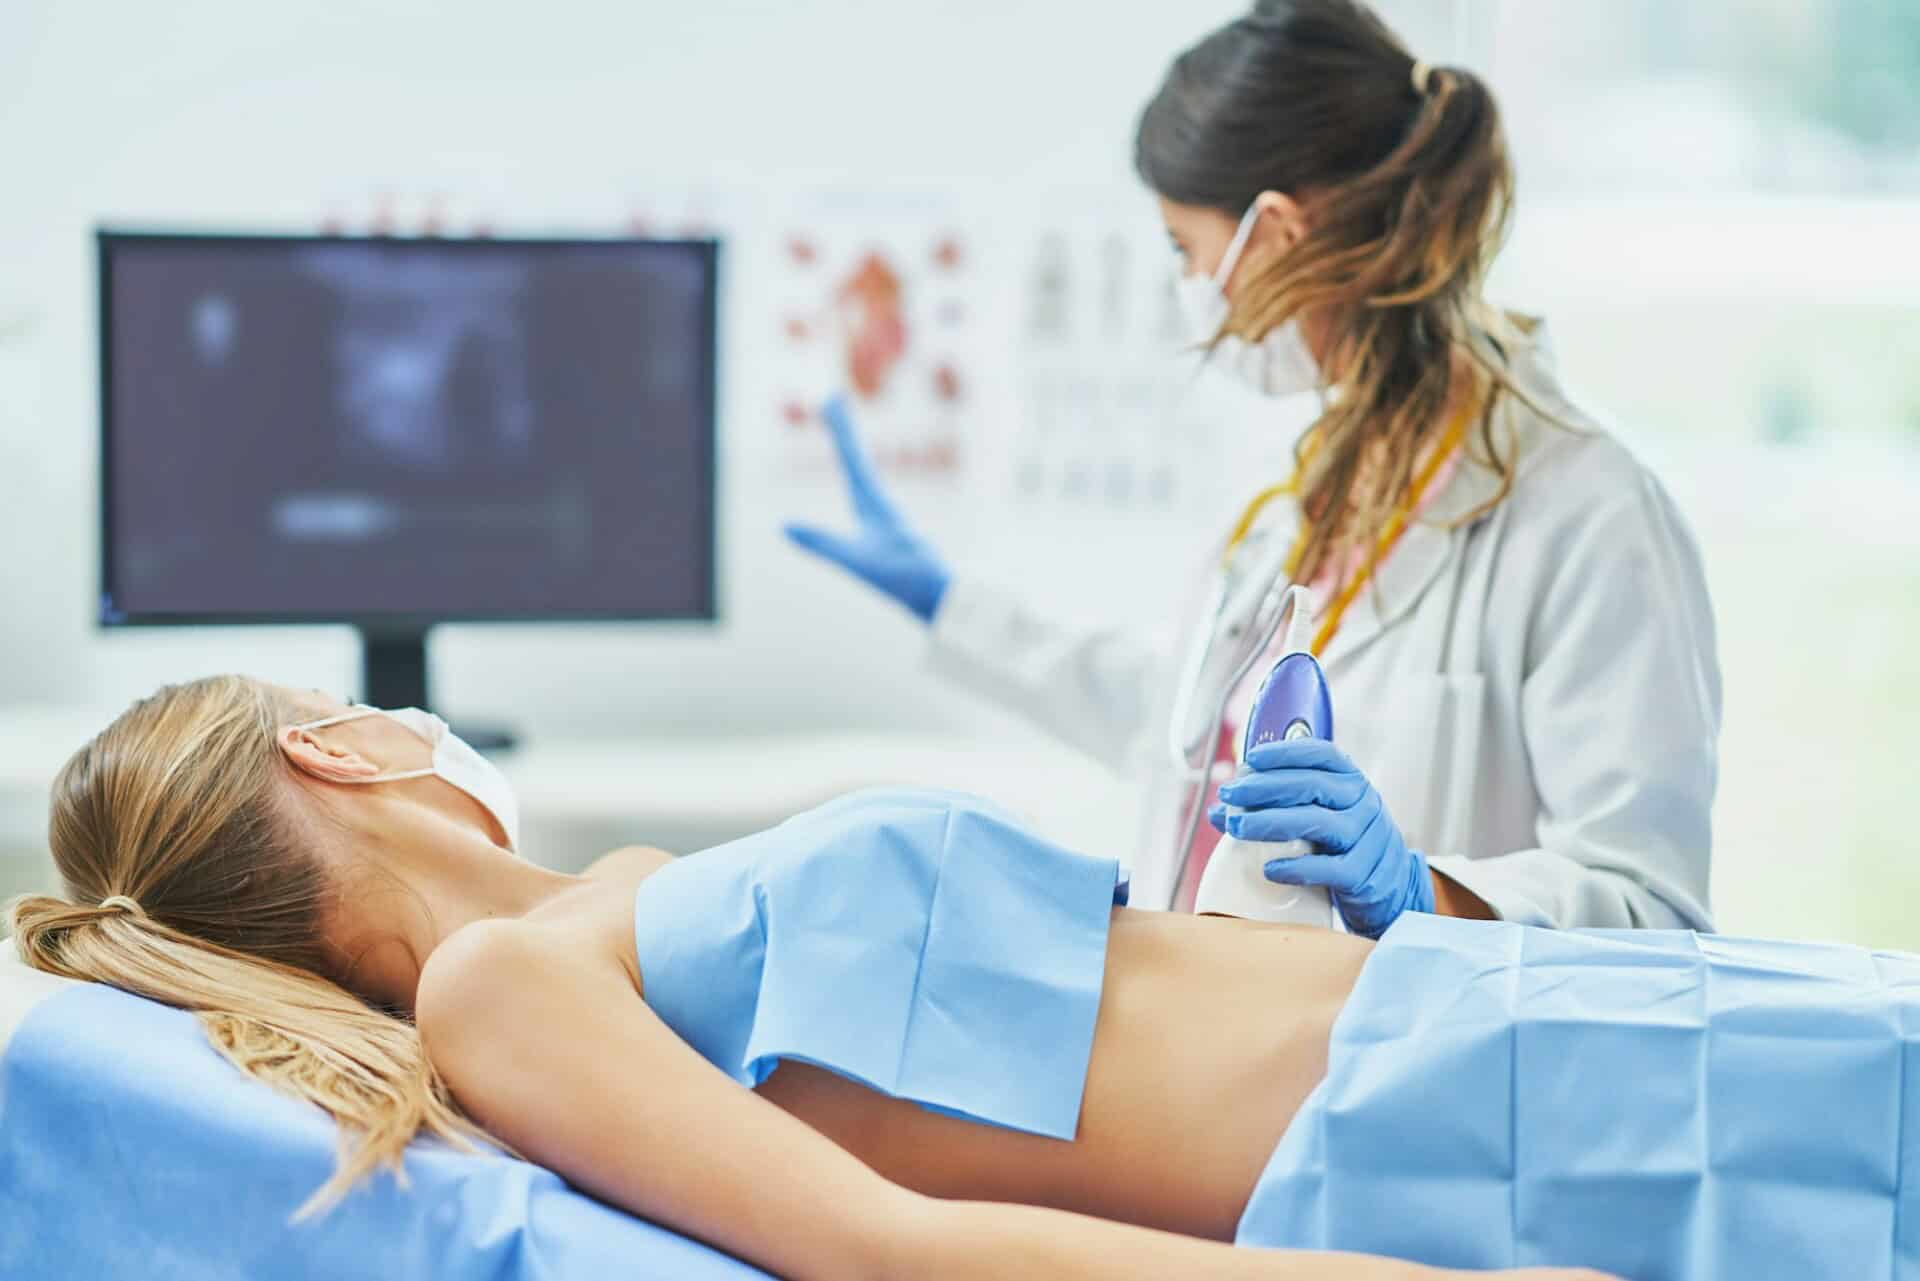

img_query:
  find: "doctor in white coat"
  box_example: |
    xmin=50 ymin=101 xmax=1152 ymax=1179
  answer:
xmin=788 ymin=0 xmax=1721 ymax=937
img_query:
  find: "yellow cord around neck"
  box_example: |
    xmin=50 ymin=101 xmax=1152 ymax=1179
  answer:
xmin=1217 ymin=397 xmax=1476 ymax=655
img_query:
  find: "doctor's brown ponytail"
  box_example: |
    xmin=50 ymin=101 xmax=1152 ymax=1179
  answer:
xmin=1136 ymin=0 xmax=1528 ymax=589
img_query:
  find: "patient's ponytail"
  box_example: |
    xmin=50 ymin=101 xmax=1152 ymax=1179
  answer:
xmin=6 ymin=676 xmax=494 ymax=1216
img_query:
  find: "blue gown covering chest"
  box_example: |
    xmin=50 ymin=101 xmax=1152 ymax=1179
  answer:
xmin=629 ymin=786 xmax=1127 ymax=1141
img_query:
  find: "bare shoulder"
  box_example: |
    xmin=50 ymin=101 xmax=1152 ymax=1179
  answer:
xmin=417 ymin=918 xmax=542 ymax=1023
xmin=417 ymin=902 xmax=640 ymax=1053
xmin=582 ymin=844 xmax=676 ymax=885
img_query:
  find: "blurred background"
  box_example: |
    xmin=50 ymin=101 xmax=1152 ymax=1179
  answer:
xmin=1 ymin=0 xmax=1916 ymax=945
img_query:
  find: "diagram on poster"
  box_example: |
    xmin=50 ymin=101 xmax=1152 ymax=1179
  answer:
xmin=768 ymin=208 xmax=984 ymax=483
xmin=1008 ymin=213 xmax=1276 ymax=516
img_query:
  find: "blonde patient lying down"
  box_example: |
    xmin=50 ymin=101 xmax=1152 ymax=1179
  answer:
xmin=16 ymin=677 xmax=1910 ymax=1281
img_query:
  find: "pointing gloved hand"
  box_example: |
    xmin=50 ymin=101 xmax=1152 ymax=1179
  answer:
xmin=1209 ymin=738 xmax=1434 ymax=939
xmin=784 ymin=393 xmax=952 ymax=623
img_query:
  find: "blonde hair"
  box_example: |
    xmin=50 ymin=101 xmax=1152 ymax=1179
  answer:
xmin=5 ymin=675 xmax=492 ymax=1215
xmin=1137 ymin=0 xmax=1537 ymax=587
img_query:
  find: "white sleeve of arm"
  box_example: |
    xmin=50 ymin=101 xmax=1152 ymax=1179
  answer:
xmin=924 ymin=575 xmax=1170 ymax=774
xmin=1427 ymin=474 xmax=1722 ymax=930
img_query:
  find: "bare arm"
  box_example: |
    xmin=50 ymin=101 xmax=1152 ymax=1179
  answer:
xmin=1432 ymin=867 xmax=1497 ymax=920
xmin=418 ymin=921 xmax=1602 ymax=1281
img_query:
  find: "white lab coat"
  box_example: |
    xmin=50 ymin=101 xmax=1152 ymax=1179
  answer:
xmin=926 ymin=332 xmax=1720 ymax=929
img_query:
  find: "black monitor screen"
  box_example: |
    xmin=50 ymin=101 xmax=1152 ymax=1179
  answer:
xmin=98 ymin=233 xmax=717 ymax=624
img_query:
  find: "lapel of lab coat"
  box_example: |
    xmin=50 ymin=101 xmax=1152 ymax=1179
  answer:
xmin=1317 ymin=426 xmax=1510 ymax=670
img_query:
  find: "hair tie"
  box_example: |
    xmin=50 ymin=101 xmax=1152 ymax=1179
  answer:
xmin=1410 ymin=60 xmax=1434 ymax=95
xmin=98 ymin=895 xmax=147 ymax=920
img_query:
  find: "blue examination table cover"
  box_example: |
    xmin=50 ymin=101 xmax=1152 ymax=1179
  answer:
xmin=1237 ymin=913 xmax=1920 ymax=1279
xmin=0 ymin=963 xmax=772 ymax=1279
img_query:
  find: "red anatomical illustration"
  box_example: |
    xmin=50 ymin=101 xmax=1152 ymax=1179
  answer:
xmin=836 ymin=251 xmax=907 ymax=398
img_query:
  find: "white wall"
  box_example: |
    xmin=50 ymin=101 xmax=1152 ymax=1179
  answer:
xmin=0 ymin=0 xmax=1250 ymax=742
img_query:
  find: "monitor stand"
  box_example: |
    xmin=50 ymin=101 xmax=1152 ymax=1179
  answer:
xmin=358 ymin=625 xmax=519 ymax=753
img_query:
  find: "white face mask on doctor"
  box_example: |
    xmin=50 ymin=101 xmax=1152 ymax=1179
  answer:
xmin=292 ymin=705 xmax=521 ymax=853
xmin=1174 ymin=202 xmax=1322 ymax=397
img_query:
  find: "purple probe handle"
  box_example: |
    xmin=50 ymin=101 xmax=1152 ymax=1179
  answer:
xmin=1236 ymin=652 xmax=1334 ymax=862
xmin=1242 ymin=651 xmax=1334 ymax=759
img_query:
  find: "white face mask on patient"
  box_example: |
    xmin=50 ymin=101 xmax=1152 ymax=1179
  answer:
xmin=293 ymin=705 xmax=521 ymax=853
xmin=1174 ymin=203 xmax=1323 ymax=398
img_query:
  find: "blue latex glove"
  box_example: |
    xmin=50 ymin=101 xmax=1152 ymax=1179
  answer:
xmin=1210 ymin=739 xmax=1434 ymax=939
xmin=784 ymin=394 xmax=951 ymax=623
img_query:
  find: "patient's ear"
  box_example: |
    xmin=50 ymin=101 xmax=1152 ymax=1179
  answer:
xmin=277 ymin=725 xmax=383 ymax=783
